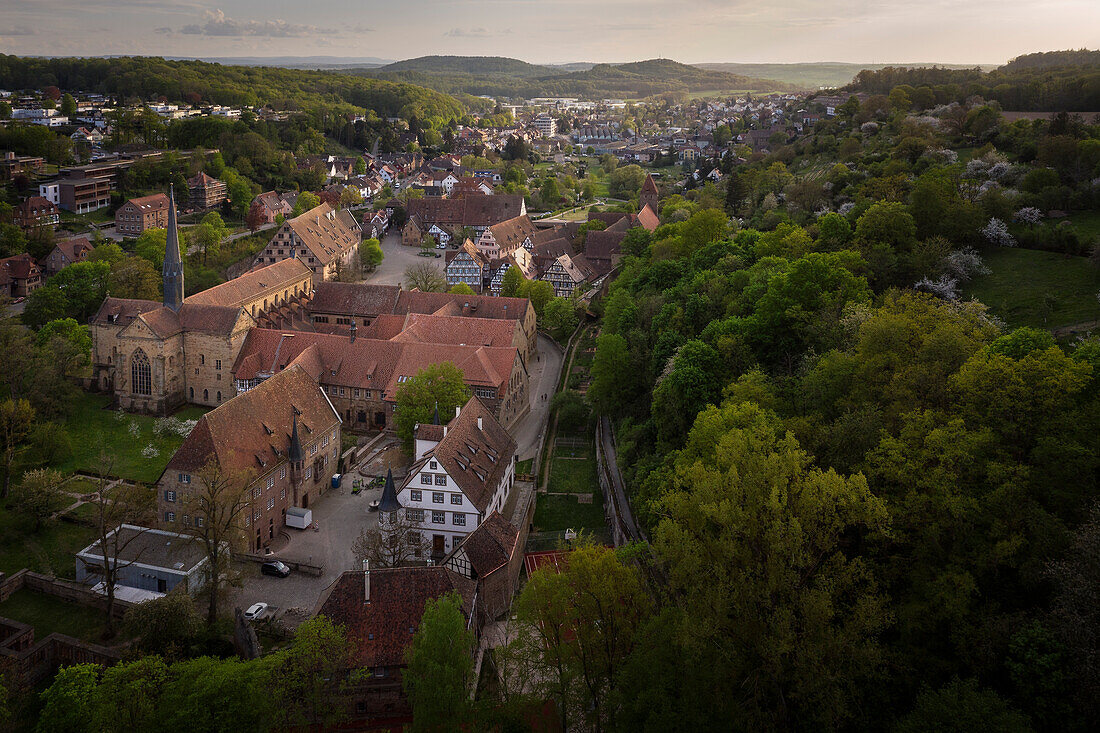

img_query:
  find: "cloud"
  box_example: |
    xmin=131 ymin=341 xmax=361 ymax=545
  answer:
xmin=0 ymin=26 xmax=37 ymax=36
xmin=444 ymin=27 xmax=503 ymax=38
xmin=177 ymin=9 xmax=335 ymax=38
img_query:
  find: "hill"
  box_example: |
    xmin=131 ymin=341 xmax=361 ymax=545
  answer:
xmin=379 ymin=55 xmax=556 ymax=78
xmin=696 ymin=61 xmax=997 ymax=89
xmin=0 ymin=55 xmax=466 ymax=120
xmin=354 ymin=56 xmax=798 ymax=100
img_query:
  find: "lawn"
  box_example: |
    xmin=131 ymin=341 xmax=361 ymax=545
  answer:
xmin=964 ymin=247 xmax=1100 ymax=329
xmin=1068 ymin=211 xmax=1100 ymax=242
xmin=547 ymin=456 xmax=598 ymax=494
xmin=533 ymin=493 xmax=606 ymax=532
xmin=0 ymin=507 xmax=97 ymax=578
xmin=53 ymin=392 xmax=207 ymax=483
xmin=0 ymin=589 xmax=118 ymax=643
xmin=516 ymin=458 xmax=534 ymax=476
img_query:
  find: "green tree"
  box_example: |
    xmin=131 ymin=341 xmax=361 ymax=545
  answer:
xmin=291 ymin=190 xmax=321 ymax=217
xmin=86 ymin=242 xmax=125 ymax=264
xmin=268 ymin=616 xmax=358 ymax=730
xmin=608 ymin=164 xmax=646 ymax=199
xmin=500 ymin=266 xmax=526 ymax=298
xmin=518 ymin=278 xmax=554 ymax=314
xmin=339 ymin=186 xmax=363 ymax=208
xmin=403 ymin=592 xmax=475 ymax=732
xmin=59 ymin=93 xmax=77 ymax=117
xmin=448 ymin=282 xmax=475 ymax=295
xmin=541 ymin=297 xmax=579 ymax=342
xmin=656 ymin=400 xmax=890 ymax=730
xmin=394 ymin=362 xmax=470 ymax=453
xmin=0 ymin=223 xmax=27 ymax=259
xmin=36 ymin=663 xmax=100 ymax=733
xmin=133 ymin=227 xmax=167 ymax=269
xmin=109 ymin=256 xmax=161 ymax=300
xmin=121 ymin=590 xmax=202 ymax=660
xmin=359 ymin=237 xmax=384 ymax=271
xmin=589 ymin=333 xmax=639 ymax=417
xmin=0 ymin=398 xmax=35 ymax=499
xmin=94 ymin=655 xmax=167 ymax=731
xmin=13 ymin=468 xmax=66 ymax=531
xmin=896 ymin=678 xmax=1031 ymax=733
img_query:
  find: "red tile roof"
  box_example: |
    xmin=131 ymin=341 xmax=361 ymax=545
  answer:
xmin=317 ymin=566 xmax=475 ymax=668
xmin=311 ymin=282 xmax=401 ymax=317
xmin=185 ymin=258 xmax=312 ymax=309
xmin=453 ymin=511 xmax=519 ymax=577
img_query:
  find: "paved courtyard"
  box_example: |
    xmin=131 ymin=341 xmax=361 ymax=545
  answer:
xmin=362 ymin=230 xmax=445 ymax=287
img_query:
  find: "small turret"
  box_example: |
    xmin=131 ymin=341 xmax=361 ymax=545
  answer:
xmin=162 ymin=184 xmax=185 ymax=312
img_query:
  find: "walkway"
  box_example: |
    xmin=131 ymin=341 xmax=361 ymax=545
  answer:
xmin=596 ymin=416 xmax=645 ymax=545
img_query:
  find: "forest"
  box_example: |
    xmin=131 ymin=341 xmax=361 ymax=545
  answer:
xmin=846 ymin=50 xmax=1100 ymax=111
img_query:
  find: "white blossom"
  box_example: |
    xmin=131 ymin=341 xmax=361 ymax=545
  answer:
xmin=814 ymin=206 xmax=833 ymax=218
xmin=915 ymin=275 xmax=961 ymax=300
xmin=127 ymin=421 xmax=141 ymax=438
xmin=860 ymin=122 xmax=879 ymax=134
xmin=942 ymin=247 xmax=991 ymax=281
xmin=141 ymin=444 xmax=159 ymax=458
xmin=1013 ymin=207 xmax=1043 ymax=226
xmin=981 ymin=217 xmax=1016 ymax=247
xmin=838 ymin=202 xmax=855 ymax=216
xmin=987 ymin=162 xmax=1012 ymax=180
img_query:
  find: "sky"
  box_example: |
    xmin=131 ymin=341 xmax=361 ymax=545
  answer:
xmin=0 ymin=0 xmax=1097 ymax=65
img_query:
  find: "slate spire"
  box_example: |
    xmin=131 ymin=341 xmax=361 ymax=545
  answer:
xmin=379 ymin=468 xmax=401 ymax=513
xmin=162 ymin=184 xmax=185 ymax=311
xmin=288 ymin=412 xmax=304 ymax=464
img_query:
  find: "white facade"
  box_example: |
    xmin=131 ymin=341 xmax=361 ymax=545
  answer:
xmin=38 ymin=182 xmax=60 ymax=205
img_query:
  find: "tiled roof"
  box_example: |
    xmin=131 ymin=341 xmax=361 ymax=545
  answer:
xmin=637 ymin=204 xmax=660 ymax=231
xmin=486 ymin=216 xmax=538 ymax=254
xmin=53 ymin=237 xmax=92 ymax=262
xmin=185 ymin=258 xmax=312 ymax=309
xmin=282 ymin=203 xmax=360 ymax=267
xmin=123 ymin=193 xmax=170 ymax=213
xmin=407 ymin=194 xmax=524 ymax=228
xmin=391 ymin=313 xmax=520 ymax=350
xmin=407 ymin=396 xmax=516 ymax=512
xmin=317 ymin=566 xmax=475 ymax=668
xmin=396 ymin=289 xmax=532 ymax=322
xmin=453 ymin=511 xmax=519 ymax=577
xmin=91 ymin=297 xmax=162 ymax=327
xmin=311 ymin=282 xmax=400 ymax=317
xmin=0 ymin=253 xmax=41 ymax=284
xmin=642 ymin=173 xmax=659 ymax=195
xmin=187 ymin=171 xmax=223 ymax=188
xmin=166 ymin=364 xmax=338 ymax=475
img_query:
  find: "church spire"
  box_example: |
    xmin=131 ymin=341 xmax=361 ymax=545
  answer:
xmin=162 ymin=184 xmax=185 ymax=311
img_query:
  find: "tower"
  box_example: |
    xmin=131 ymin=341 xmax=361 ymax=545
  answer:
xmin=162 ymin=184 xmax=185 ymax=311
xmin=378 ymin=468 xmax=401 ymax=542
xmin=640 ymin=173 xmax=659 ymax=215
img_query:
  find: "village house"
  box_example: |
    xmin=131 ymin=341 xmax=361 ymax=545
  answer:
xmin=443 ymin=511 xmax=523 ymax=620
xmin=13 ymin=196 xmax=59 ymax=232
xmin=476 ymin=215 xmax=539 ymax=261
xmin=445 ymin=240 xmax=486 ymax=293
xmin=487 ymin=247 xmax=538 ymax=296
xmin=250 ymin=191 xmax=293 ymax=225
xmin=0 ymin=151 xmax=45 ymax=181
xmin=0 ymin=253 xmax=43 ymax=298
xmin=396 ymin=396 xmax=518 ymax=558
xmin=187 ymin=171 xmax=228 ymax=210
xmin=402 ymin=195 xmax=526 ymax=247
xmin=158 ymin=364 xmax=341 ymax=551
xmin=314 ymin=564 xmax=478 ymax=722
xmin=115 ymin=193 xmax=170 ymax=236
xmin=254 ymin=203 xmax=361 ymax=285
xmin=43 ymin=236 xmax=93 ymax=277
xmin=541 ymin=252 xmax=596 ymax=298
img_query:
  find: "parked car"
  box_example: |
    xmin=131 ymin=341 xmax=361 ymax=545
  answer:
xmin=244 ymin=602 xmax=268 ymax=620
xmin=261 ymin=560 xmax=291 ymax=578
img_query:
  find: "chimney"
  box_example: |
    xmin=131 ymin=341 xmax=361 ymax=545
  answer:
xmin=477 ymin=416 xmax=483 ymax=430
xmin=455 ymin=405 xmax=461 ymax=418
xmin=349 ymin=321 xmax=357 ymax=343
xmin=363 ymin=559 xmax=370 ymax=602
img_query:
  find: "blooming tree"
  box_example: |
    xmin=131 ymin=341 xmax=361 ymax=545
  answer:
xmin=981 ymin=217 xmax=1016 ymax=247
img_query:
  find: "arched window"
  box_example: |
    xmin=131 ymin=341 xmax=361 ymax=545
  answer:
xmin=216 ymin=391 xmax=222 ymax=402
xmin=189 ymin=387 xmax=194 ymax=400
xmin=131 ymin=349 xmax=151 ymax=396
xmin=203 ymin=389 xmax=209 ymax=402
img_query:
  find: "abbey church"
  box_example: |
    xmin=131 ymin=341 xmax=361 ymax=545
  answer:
xmin=90 ymin=186 xmax=315 ymax=413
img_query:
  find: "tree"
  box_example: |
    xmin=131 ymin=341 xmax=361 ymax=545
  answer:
xmin=87 ymin=242 xmax=125 ymax=264
xmin=448 ymin=282 xmax=475 ymax=295
xmin=133 ymin=227 xmax=167 ymax=269
xmin=352 ymin=514 xmax=429 ymax=568
xmin=500 ymin=266 xmax=526 ymax=298
xmin=896 ymin=678 xmax=1030 ymax=733
xmin=292 ymin=191 xmax=321 ymax=217
xmin=21 ymin=285 xmax=68 ymax=330
xmin=359 ymin=237 xmax=384 ymax=271
xmin=59 ymin=93 xmax=77 ymax=118
xmin=222 ymin=169 xmax=254 ymax=219
xmin=404 ymin=261 xmax=447 ymax=292
xmin=551 ymin=390 xmax=589 ymax=433
xmin=541 ymin=297 xmax=579 ymax=342
xmin=268 ymin=616 xmax=358 ymax=730
xmin=0 ymin=398 xmax=34 ymax=499
xmin=518 ymin=278 xmax=553 ymax=314
xmin=109 ymin=256 xmax=161 ymax=300
xmin=404 ymin=592 xmax=475 ymax=732
xmin=0 ymin=223 xmax=27 ymax=258
xmin=182 ymin=458 xmax=252 ymax=623
xmin=13 ymin=468 xmax=66 ymax=531
xmin=244 ymin=200 xmax=266 ymax=233
xmin=608 ymin=164 xmax=646 ymax=199
xmin=192 ymin=211 xmax=228 ymax=265
xmin=36 ymin=317 xmax=91 ymax=359
xmin=589 ymin=333 xmax=639 ymax=417
xmin=394 ymin=362 xmax=470 ymax=453
xmin=94 ymin=655 xmax=167 ymax=731
xmin=339 ymin=186 xmax=362 ymax=208
xmin=121 ymin=590 xmax=202 ymax=660
xmin=655 ymin=401 xmax=890 ymax=729
xmin=36 ymin=663 xmax=100 ymax=733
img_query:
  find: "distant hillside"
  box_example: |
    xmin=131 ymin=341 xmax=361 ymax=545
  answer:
xmin=1002 ymin=49 xmax=1100 ymax=71
xmin=353 ymin=56 xmax=798 ymax=100
xmin=696 ymin=62 xmax=997 ymax=89
xmin=379 ymin=55 xmax=556 ymax=78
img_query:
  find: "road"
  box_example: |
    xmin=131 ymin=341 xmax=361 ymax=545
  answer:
xmin=597 ymin=415 xmax=645 ymax=544
xmin=512 ymin=334 xmax=564 ymax=461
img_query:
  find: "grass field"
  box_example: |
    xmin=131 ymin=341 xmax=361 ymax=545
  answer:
xmin=0 ymin=589 xmax=119 ymax=643
xmin=0 ymin=507 xmax=98 ymax=578
xmin=965 ymin=247 xmax=1100 ymax=329
xmin=53 ymin=393 xmax=207 ymax=483
xmin=533 ymin=493 xmax=606 ymax=532
xmin=516 ymin=458 xmax=534 ymax=476
xmin=1068 ymin=211 xmax=1100 ymax=242
xmin=547 ymin=457 xmax=598 ymax=494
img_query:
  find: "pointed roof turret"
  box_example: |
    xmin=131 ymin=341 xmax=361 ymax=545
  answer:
xmin=162 ymin=183 xmax=185 ymax=311
xmin=641 ymin=173 xmax=658 ymax=195
xmin=432 ymin=402 xmax=441 ymax=425
xmin=288 ymin=412 xmax=304 ymax=464
xmin=378 ymin=468 xmax=401 ymax=513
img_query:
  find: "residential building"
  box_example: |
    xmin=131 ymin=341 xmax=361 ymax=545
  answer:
xmin=250 ymin=191 xmax=293 ymax=225
xmin=0 ymin=254 xmax=43 ymax=298
xmin=541 ymin=252 xmax=595 ymax=298
xmin=402 ymin=195 xmax=526 ymax=247
xmin=57 ymin=174 xmax=112 ymax=213
xmin=187 ymin=171 xmax=227 ymax=210
xmin=397 ymin=396 xmax=517 ymax=558
xmin=254 ymin=203 xmax=361 ymax=285
xmin=37 ymin=182 xmax=59 ymax=206
xmin=445 ymin=241 xmax=486 ymax=293
xmin=475 ymin=215 xmax=539 ymax=261
xmin=13 ymin=196 xmax=59 ymax=232
xmin=314 ymin=564 xmax=478 ymax=722
xmin=443 ymin=511 xmax=523 ymax=619
xmin=0 ymin=152 xmax=45 ymax=181
xmin=533 ymin=114 xmax=557 ymax=137
xmin=115 ymin=193 xmax=170 ymax=236
xmin=43 ymin=237 xmax=93 ymax=277
xmin=157 ymin=364 xmax=341 ymax=551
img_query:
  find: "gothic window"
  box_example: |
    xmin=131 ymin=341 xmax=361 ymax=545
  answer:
xmin=131 ymin=349 xmax=151 ymax=395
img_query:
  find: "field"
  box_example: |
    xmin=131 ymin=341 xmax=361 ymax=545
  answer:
xmin=1068 ymin=210 xmax=1100 ymax=242
xmin=533 ymin=493 xmax=606 ymax=532
xmin=53 ymin=392 xmax=207 ymax=483
xmin=0 ymin=507 xmax=98 ymax=578
xmin=965 ymin=247 xmax=1100 ymax=329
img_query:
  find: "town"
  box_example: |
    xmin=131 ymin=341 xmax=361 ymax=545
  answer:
xmin=1 ymin=30 xmax=1100 ymax=733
